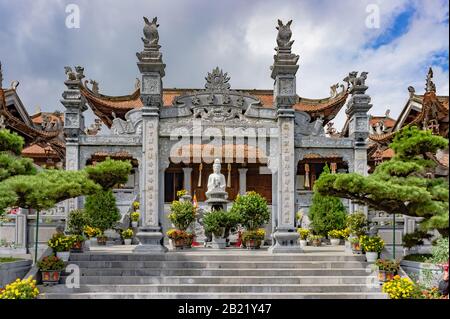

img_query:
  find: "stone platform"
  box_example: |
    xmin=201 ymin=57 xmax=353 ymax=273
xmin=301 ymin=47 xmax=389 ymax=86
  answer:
xmin=38 ymin=246 xmax=388 ymax=299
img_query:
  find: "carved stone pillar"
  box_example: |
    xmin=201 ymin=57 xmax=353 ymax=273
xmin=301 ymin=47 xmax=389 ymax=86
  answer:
xmin=61 ymin=66 xmax=86 ymax=210
xmin=268 ymin=19 xmax=302 ymax=253
xmin=346 ymin=71 xmax=372 ymax=216
xmin=134 ymin=17 xmax=167 ymax=253
xmin=182 ymin=167 xmax=193 ymax=194
xmin=238 ymin=168 xmax=248 ymax=195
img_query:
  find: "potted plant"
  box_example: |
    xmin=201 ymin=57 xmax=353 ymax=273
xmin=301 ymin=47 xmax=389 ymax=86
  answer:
xmin=328 ymin=229 xmax=343 ymax=246
xmin=309 ymin=234 xmax=322 ymax=247
xmin=297 ymin=228 xmax=310 ymax=247
xmin=83 ymin=225 xmax=102 ymax=247
xmin=230 ymin=191 xmax=270 ymax=249
xmin=37 ymin=255 xmax=65 ymax=286
xmin=242 ymin=228 xmax=265 ymax=249
xmin=47 ymin=233 xmax=74 ymax=262
xmin=130 ymin=211 xmax=140 ymax=228
xmin=70 ymin=234 xmax=86 ymax=253
xmin=375 ymin=259 xmax=399 ymax=283
xmin=166 ymin=229 xmax=192 ymax=249
xmin=360 ymin=235 xmax=385 ymax=262
xmin=96 ymin=232 xmax=108 ymax=246
xmin=167 ymin=196 xmax=196 ymax=248
xmin=121 ymin=228 xmax=134 ymax=245
xmin=203 ymin=210 xmax=240 ymax=249
xmin=349 ymin=236 xmax=362 ymax=254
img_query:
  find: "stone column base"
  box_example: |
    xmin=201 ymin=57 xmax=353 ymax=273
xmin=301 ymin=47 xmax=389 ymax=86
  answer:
xmin=269 ymin=228 xmax=302 ymax=254
xmin=133 ymin=226 xmax=167 ymax=253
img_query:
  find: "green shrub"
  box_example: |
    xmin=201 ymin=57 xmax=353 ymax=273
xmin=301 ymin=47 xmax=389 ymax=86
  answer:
xmin=84 ymin=189 xmax=121 ymax=231
xmin=0 ymin=129 xmax=24 ymax=155
xmin=346 ymin=212 xmax=368 ymax=237
xmin=168 ymin=200 xmax=196 ymax=231
xmin=203 ymin=210 xmax=240 ymax=236
xmin=67 ymin=209 xmax=89 ymax=235
xmin=360 ymin=235 xmax=384 ymax=253
xmin=427 ymin=237 xmax=449 ymax=264
xmin=230 ymin=191 xmax=269 ymax=230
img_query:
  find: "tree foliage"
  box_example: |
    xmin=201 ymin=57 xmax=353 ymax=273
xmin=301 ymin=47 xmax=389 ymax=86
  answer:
xmin=0 ymin=129 xmax=25 ymax=155
xmin=314 ymin=126 xmax=449 ymax=235
xmin=309 ymin=164 xmax=347 ymax=237
xmin=230 ymin=191 xmax=270 ymax=230
xmin=84 ymin=189 xmax=121 ymax=231
xmin=85 ymin=157 xmax=132 ymax=190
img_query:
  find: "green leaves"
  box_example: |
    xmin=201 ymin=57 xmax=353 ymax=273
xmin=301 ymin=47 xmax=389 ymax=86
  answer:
xmin=84 ymin=189 xmax=121 ymax=231
xmin=202 ymin=210 xmax=240 ymax=236
xmin=230 ymin=191 xmax=270 ymax=230
xmin=85 ymin=157 xmax=132 ymax=190
xmin=0 ymin=129 xmax=25 ymax=155
xmin=314 ymin=125 xmax=449 ymax=234
xmin=168 ymin=200 xmax=196 ymax=231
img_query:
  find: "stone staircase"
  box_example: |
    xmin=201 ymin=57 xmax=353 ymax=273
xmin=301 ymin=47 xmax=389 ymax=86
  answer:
xmin=38 ymin=247 xmax=388 ymax=299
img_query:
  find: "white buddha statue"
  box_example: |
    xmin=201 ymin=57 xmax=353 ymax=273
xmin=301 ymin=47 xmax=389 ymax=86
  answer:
xmin=207 ymin=158 xmax=226 ymax=193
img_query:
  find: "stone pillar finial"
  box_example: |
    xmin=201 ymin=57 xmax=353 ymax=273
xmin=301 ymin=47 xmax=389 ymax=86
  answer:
xmin=344 ymin=71 xmax=372 ymax=146
xmin=61 ymin=66 xmax=87 ymax=141
xmin=270 ymin=19 xmax=299 ymax=110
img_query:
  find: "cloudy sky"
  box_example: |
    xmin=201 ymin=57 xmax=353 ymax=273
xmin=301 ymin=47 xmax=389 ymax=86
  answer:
xmin=0 ymin=0 xmax=448 ymax=129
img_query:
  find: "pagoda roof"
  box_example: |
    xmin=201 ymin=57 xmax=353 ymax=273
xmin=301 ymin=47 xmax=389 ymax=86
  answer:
xmin=80 ymin=82 xmax=349 ymax=128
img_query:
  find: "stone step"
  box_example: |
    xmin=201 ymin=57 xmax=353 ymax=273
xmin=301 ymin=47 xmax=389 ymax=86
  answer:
xmin=67 ymin=260 xmax=369 ymax=269
xmin=60 ymin=275 xmax=376 ymax=285
xmin=39 ymin=283 xmax=381 ymax=293
xmin=75 ymin=268 xmax=370 ymax=276
xmin=69 ymin=253 xmax=365 ymax=262
xmin=38 ymin=292 xmax=388 ymax=299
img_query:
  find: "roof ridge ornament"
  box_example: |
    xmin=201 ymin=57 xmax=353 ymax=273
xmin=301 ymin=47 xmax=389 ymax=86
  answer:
xmin=205 ymin=67 xmax=231 ymax=91
xmin=425 ymin=67 xmax=436 ymax=93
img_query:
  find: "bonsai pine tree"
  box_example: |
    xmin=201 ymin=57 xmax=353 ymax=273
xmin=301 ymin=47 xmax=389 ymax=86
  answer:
xmin=84 ymin=158 xmax=132 ymax=232
xmin=314 ymin=126 xmax=449 ymax=236
xmin=309 ymin=164 xmax=347 ymax=237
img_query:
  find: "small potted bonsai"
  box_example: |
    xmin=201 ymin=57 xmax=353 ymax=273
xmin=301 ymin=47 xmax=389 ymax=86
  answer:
xmin=203 ymin=210 xmax=240 ymax=249
xmin=37 ymin=255 xmax=65 ymax=286
xmin=121 ymin=228 xmax=134 ymax=245
xmin=297 ymin=228 xmax=310 ymax=248
xmin=360 ymin=235 xmax=385 ymax=263
xmin=130 ymin=211 xmax=140 ymax=228
xmin=328 ymin=229 xmax=343 ymax=246
xmin=47 ymin=233 xmax=74 ymax=262
xmin=375 ymin=259 xmax=399 ymax=283
xmin=309 ymin=234 xmax=322 ymax=247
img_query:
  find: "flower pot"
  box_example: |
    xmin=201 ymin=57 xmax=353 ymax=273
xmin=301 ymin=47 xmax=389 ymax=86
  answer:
xmin=330 ymin=238 xmax=341 ymax=246
xmin=70 ymin=241 xmax=84 ymax=253
xmin=89 ymin=238 xmax=98 ymax=247
xmin=212 ymin=234 xmax=227 ymax=249
xmin=378 ymin=270 xmax=396 ymax=283
xmin=366 ymin=251 xmax=378 ymax=263
xmin=56 ymin=251 xmax=70 ymax=262
xmin=124 ymin=238 xmax=132 ymax=245
xmin=97 ymin=236 xmax=107 ymax=246
xmin=171 ymin=238 xmax=185 ymax=249
xmin=351 ymin=242 xmax=362 ymax=254
xmin=312 ymin=239 xmax=321 ymax=247
xmin=131 ymin=221 xmax=138 ymax=228
xmin=40 ymin=270 xmax=61 ymax=286
xmin=299 ymin=239 xmax=308 ymax=248
xmin=245 ymin=239 xmax=261 ymax=249
xmin=184 ymin=236 xmax=193 ymax=249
